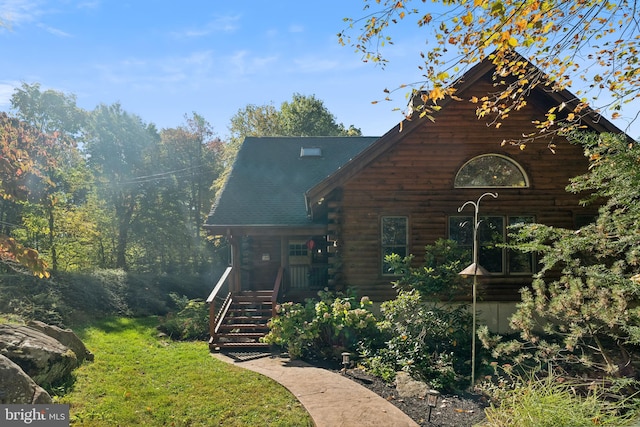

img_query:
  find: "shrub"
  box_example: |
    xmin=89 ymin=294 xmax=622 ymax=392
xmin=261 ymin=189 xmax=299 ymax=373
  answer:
xmin=359 ymin=239 xmax=475 ymax=392
xmin=157 ymin=293 xmax=209 ymax=340
xmin=263 ymin=290 xmax=379 ymax=362
xmin=361 ymin=289 xmax=472 ymax=392
xmin=0 ymin=270 xmax=214 ymax=326
xmin=385 ymin=239 xmax=468 ymax=300
xmin=477 ymin=133 xmax=640 ymax=405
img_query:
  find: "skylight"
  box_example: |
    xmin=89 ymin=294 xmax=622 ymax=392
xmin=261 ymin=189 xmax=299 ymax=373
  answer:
xmin=300 ymin=147 xmax=322 ymax=157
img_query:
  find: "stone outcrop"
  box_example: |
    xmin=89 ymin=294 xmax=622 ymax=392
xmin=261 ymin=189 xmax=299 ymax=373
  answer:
xmin=0 ymin=324 xmax=79 ymax=386
xmin=27 ymin=320 xmax=94 ymax=363
xmin=0 ymin=354 xmax=52 ymax=404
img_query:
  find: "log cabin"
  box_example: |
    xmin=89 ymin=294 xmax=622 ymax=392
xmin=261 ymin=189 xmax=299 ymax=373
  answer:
xmin=204 ymin=54 xmax=626 ymax=349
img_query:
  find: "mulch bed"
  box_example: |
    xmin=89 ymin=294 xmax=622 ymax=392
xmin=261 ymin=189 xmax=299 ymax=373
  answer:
xmin=341 ymin=368 xmax=489 ymax=427
xmin=304 ymin=355 xmax=490 ymax=427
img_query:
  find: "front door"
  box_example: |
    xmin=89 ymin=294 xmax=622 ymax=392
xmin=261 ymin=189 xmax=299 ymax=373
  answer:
xmin=240 ymin=236 xmax=281 ymax=291
xmin=287 ymin=237 xmax=328 ymax=291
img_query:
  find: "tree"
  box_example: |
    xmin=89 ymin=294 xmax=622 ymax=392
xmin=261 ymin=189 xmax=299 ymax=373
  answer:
xmin=217 ymin=94 xmax=362 ymax=193
xmin=10 ymin=83 xmax=92 ymax=272
xmin=11 ymin=82 xmax=86 ymax=136
xmin=0 ymin=113 xmax=54 ymax=277
xmin=228 ymin=93 xmax=361 ymax=142
xmin=340 ymin=0 xmax=639 ymax=142
xmin=481 ymin=132 xmax=640 ymax=377
xmin=279 ymin=93 xmax=362 ymax=137
xmin=135 ymin=114 xmax=222 ymax=274
xmin=85 ymin=103 xmax=158 ymax=270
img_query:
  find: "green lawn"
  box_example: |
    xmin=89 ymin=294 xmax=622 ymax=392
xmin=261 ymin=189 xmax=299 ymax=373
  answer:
xmin=58 ymin=317 xmax=312 ymax=426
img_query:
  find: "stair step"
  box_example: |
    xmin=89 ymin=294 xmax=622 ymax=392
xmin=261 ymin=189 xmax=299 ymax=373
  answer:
xmin=210 ymin=290 xmax=276 ymax=351
xmin=219 ymin=332 xmax=267 ymax=338
xmin=219 ymin=324 xmax=268 ymax=330
xmin=228 ymin=314 xmax=271 ymax=319
xmin=215 ymin=342 xmax=271 ymax=349
xmin=233 ymin=299 xmax=272 ymax=305
xmin=237 ymin=290 xmax=274 ymax=295
xmin=228 ymin=309 xmax=272 ymax=316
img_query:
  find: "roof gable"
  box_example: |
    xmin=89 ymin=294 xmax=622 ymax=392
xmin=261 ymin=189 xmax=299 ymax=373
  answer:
xmin=205 ymin=136 xmax=378 ymax=229
xmin=305 ymin=53 xmax=627 ymax=207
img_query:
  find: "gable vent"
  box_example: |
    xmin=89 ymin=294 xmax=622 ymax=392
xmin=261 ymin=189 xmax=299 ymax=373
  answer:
xmin=300 ymin=147 xmax=322 ymax=157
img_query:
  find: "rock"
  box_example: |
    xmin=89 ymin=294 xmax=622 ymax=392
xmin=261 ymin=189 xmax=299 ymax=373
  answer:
xmin=27 ymin=320 xmax=94 ymax=363
xmin=395 ymin=371 xmax=429 ymax=399
xmin=345 ymin=368 xmax=375 ymax=384
xmin=0 ymin=324 xmax=78 ymax=386
xmin=0 ymin=354 xmax=52 ymax=404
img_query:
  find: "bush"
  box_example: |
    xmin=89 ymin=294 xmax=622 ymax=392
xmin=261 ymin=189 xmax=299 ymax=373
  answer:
xmin=263 ymin=290 xmax=379 ymax=362
xmin=487 ymin=133 xmax=640 ymax=378
xmin=385 ymin=239 xmax=468 ymax=300
xmin=361 ymin=289 xmax=472 ymax=392
xmin=358 ymin=239 xmax=475 ymax=392
xmin=157 ymin=293 xmax=209 ymax=340
xmin=0 ymin=270 xmax=214 ymax=326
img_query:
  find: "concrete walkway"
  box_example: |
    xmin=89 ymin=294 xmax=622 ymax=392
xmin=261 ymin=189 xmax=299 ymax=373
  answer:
xmin=212 ymin=352 xmax=419 ymax=427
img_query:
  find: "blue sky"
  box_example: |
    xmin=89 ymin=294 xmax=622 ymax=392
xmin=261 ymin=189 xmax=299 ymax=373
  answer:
xmin=0 ymin=1 xmax=427 ymax=138
xmin=1 ymin=1 xmax=638 ymax=139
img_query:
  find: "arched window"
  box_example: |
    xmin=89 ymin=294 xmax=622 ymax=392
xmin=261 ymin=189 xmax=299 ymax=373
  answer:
xmin=454 ymin=154 xmax=529 ymax=188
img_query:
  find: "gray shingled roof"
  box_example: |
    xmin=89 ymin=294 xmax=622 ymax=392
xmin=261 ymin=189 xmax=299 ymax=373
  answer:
xmin=205 ymin=136 xmax=378 ymax=228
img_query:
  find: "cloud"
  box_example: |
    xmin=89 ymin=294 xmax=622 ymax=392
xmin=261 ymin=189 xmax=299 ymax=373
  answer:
xmin=90 ymin=50 xmax=219 ymax=91
xmin=229 ymin=50 xmax=278 ymax=77
xmin=172 ymin=14 xmax=240 ymax=39
xmin=0 ymin=1 xmax=72 ymax=37
xmin=289 ymin=24 xmax=304 ymax=33
xmin=0 ymin=81 xmax=18 ymax=107
xmin=77 ymin=1 xmax=100 ymax=10
xmin=36 ymin=22 xmax=70 ymax=37
xmin=0 ymin=0 xmax=43 ymax=26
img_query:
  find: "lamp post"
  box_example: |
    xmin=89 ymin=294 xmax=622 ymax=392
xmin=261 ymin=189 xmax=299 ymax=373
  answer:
xmin=341 ymin=352 xmax=351 ymax=371
xmin=426 ymin=389 xmax=441 ymax=422
xmin=458 ymin=192 xmax=497 ymax=389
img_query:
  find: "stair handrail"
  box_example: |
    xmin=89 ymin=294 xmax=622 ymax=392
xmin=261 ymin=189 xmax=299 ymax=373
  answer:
xmin=207 ymin=266 xmax=232 ymax=345
xmin=213 ymin=293 xmax=233 ymax=335
xmin=207 ymin=266 xmax=232 ymax=304
xmin=271 ymin=266 xmax=284 ymax=318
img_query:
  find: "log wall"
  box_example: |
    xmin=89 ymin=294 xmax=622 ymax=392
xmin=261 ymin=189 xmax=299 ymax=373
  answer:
xmin=335 ymin=75 xmax=596 ymax=302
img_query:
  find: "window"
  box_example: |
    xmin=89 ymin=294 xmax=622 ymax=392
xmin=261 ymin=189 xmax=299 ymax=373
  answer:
xmin=289 ymin=243 xmax=308 ymax=257
xmin=449 ymin=215 xmax=534 ymax=275
xmin=381 ymin=216 xmax=408 ymax=275
xmin=455 ymin=154 xmax=529 ymax=188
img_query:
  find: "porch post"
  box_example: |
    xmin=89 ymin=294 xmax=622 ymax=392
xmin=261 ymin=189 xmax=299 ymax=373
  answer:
xmin=228 ymin=233 xmax=242 ymax=293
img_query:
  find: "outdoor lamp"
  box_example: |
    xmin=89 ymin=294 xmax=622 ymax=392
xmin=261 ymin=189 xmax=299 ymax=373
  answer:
xmin=341 ymin=352 xmax=350 ymax=370
xmin=426 ymin=389 xmax=441 ymax=422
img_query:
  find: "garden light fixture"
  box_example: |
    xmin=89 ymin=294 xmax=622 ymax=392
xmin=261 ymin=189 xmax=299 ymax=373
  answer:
xmin=426 ymin=389 xmax=441 ymax=422
xmin=341 ymin=352 xmax=351 ymax=370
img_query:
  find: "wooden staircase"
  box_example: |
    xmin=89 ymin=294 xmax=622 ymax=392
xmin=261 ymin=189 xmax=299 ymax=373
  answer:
xmin=209 ymin=290 xmax=274 ymax=350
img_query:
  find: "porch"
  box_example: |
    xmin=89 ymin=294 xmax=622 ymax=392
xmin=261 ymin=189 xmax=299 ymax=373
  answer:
xmin=207 ymin=247 xmax=333 ymax=351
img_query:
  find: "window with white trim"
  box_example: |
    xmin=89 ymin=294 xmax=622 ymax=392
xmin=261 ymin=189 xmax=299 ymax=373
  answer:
xmin=381 ymin=216 xmax=408 ymax=275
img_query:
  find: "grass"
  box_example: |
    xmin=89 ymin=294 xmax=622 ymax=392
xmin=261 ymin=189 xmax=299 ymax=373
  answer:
xmin=479 ymin=374 xmax=639 ymax=427
xmin=57 ymin=317 xmax=313 ymax=426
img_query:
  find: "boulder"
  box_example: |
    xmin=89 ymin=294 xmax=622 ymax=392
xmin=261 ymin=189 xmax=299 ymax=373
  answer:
xmin=395 ymin=371 xmax=429 ymax=399
xmin=27 ymin=320 xmax=94 ymax=363
xmin=0 ymin=324 xmax=78 ymax=386
xmin=0 ymin=354 xmax=52 ymax=404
